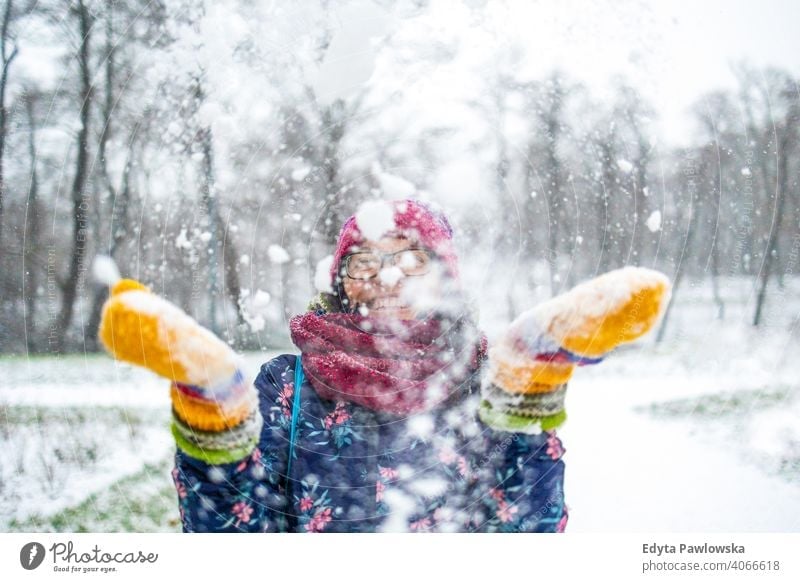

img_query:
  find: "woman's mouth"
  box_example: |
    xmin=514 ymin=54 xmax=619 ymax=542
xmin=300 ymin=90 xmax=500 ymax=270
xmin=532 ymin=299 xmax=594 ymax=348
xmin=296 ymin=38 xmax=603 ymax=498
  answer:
xmin=369 ymin=297 xmax=410 ymax=310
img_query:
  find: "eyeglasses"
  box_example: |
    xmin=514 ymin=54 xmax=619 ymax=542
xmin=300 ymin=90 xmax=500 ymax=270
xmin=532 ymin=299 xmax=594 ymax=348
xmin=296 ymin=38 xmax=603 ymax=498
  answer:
xmin=342 ymin=249 xmax=433 ymax=280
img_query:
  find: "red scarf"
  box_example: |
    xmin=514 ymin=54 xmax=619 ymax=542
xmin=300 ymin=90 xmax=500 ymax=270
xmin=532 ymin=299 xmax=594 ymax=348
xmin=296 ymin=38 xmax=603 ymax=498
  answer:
xmin=289 ymin=312 xmax=488 ymax=415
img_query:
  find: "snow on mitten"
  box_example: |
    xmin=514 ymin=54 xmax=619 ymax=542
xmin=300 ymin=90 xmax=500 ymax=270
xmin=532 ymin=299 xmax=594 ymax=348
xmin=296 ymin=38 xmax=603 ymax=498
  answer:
xmin=98 ymin=279 xmax=262 ymax=464
xmin=479 ymin=267 xmax=672 ymax=433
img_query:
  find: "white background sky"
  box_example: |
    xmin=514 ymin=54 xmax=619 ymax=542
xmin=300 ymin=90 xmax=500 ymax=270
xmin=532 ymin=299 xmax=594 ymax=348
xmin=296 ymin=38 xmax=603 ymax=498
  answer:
xmin=504 ymin=0 xmax=800 ymax=145
xmin=318 ymin=0 xmax=800 ymax=149
xmin=14 ymin=0 xmax=800 ymax=150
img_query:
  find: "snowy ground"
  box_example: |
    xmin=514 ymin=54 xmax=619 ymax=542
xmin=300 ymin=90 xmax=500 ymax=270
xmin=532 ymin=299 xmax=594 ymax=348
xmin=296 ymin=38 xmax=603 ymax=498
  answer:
xmin=561 ymin=277 xmax=800 ymax=532
xmin=561 ymin=346 xmax=800 ymax=532
xmin=1 ymin=277 xmax=798 ymax=532
xmin=0 ymin=351 xmax=273 ymax=531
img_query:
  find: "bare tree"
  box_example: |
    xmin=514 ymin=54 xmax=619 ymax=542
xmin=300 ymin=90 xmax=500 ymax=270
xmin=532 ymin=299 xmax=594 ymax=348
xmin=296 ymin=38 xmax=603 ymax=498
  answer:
xmin=539 ymin=73 xmax=568 ymax=294
xmin=613 ymin=82 xmax=657 ymax=264
xmin=54 ymin=0 xmax=93 ymax=353
xmin=752 ymin=72 xmax=798 ymax=326
xmin=85 ymin=0 xmax=164 ymax=350
xmin=0 ymin=0 xmax=20 ymax=246
xmin=733 ymin=66 xmax=798 ymax=326
xmin=189 ymin=79 xmax=245 ymax=334
xmin=693 ymin=91 xmax=733 ymax=319
xmin=656 ymin=147 xmax=704 ymax=342
xmin=22 ymin=89 xmax=41 ymax=352
xmin=592 ymin=119 xmax=619 ymax=273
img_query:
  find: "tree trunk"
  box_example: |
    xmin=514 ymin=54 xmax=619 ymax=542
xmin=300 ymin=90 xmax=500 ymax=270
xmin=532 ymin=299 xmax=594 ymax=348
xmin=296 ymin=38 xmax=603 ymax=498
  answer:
xmin=86 ymin=135 xmax=137 ymax=351
xmin=656 ymin=151 xmax=702 ymax=343
xmin=544 ymin=110 xmax=563 ymax=295
xmin=597 ymin=138 xmax=616 ymax=273
xmin=753 ymin=128 xmax=791 ymax=326
xmin=492 ymin=90 xmax=516 ymax=318
xmin=708 ymin=152 xmax=725 ymax=320
xmin=55 ymin=0 xmax=92 ymax=353
xmin=318 ymin=100 xmax=347 ymax=247
xmin=709 ymin=220 xmax=725 ymax=320
xmin=198 ymin=120 xmax=244 ymax=333
xmin=23 ymin=94 xmax=41 ymax=353
xmin=523 ymin=140 xmax=543 ymax=295
xmin=0 ymin=0 xmax=19 ymax=248
xmin=86 ymin=2 xmax=123 ymax=352
xmin=633 ymin=137 xmax=650 ymax=263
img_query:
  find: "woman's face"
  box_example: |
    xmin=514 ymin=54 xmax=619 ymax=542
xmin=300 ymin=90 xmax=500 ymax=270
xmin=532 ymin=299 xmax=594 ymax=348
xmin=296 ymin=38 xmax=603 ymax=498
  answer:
xmin=341 ymin=235 xmax=439 ymax=320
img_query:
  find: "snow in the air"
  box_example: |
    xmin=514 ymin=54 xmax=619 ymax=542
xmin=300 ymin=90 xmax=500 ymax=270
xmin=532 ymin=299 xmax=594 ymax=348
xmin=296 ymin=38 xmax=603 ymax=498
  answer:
xmin=314 ymin=255 xmax=335 ymax=293
xmin=239 ymin=288 xmax=269 ymax=333
xmin=307 ymin=1 xmax=393 ymax=106
xmin=92 ymin=255 xmax=121 ymax=286
xmin=646 ymin=209 xmax=662 ymax=232
xmin=291 ymin=167 xmax=310 ymax=181
xmin=377 ymin=170 xmax=417 ymax=200
xmin=175 ymin=228 xmax=191 ymax=250
xmin=617 ymin=159 xmax=634 ymax=173
xmin=252 ymin=289 xmax=271 ymax=308
xmin=407 ymin=414 xmax=435 ymax=439
xmin=408 ymin=477 xmax=449 ymax=498
xmin=243 ymin=313 xmax=266 ymax=333
xmin=355 ymin=199 xmax=396 ymax=241
xmin=268 ymin=244 xmax=291 ymax=264
xmin=378 ymin=265 xmax=404 ymax=286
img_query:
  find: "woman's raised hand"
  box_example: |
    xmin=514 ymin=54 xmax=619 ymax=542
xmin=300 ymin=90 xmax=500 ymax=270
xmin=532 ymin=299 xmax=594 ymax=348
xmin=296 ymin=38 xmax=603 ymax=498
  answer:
xmin=479 ymin=267 xmax=672 ymax=433
xmin=98 ymin=279 xmax=261 ymax=464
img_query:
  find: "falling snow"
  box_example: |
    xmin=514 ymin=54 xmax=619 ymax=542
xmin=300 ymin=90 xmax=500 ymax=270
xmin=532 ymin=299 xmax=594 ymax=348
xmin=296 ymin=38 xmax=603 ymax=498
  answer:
xmin=646 ymin=210 xmax=662 ymax=233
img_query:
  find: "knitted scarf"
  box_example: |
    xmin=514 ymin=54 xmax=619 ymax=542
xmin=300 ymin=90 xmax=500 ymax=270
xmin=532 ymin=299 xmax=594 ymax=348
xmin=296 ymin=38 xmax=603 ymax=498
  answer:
xmin=289 ymin=311 xmax=488 ymax=415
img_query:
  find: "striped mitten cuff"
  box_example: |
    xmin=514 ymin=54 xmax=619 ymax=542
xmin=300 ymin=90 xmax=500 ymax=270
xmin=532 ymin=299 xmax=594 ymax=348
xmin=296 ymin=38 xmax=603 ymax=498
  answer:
xmin=170 ymin=368 xmax=262 ymax=464
xmin=478 ymin=342 xmax=572 ymax=434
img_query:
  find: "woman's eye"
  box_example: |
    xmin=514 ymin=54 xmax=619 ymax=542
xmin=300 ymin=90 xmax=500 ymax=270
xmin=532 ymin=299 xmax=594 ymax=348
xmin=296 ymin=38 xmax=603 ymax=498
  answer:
xmin=353 ymin=256 xmax=379 ymax=268
xmin=395 ymin=251 xmax=429 ymax=273
xmin=397 ymin=253 xmax=415 ymax=267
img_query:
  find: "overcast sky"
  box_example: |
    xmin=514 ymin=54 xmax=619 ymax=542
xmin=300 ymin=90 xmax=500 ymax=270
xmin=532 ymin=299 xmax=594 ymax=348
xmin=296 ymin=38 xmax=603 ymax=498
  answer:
xmin=14 ymin=0 xmax=799 ymax=151
xmin=509 ymin=0 xmax=800 ymax=146
xmin=329 ymin=0 xmax=800 ymax=148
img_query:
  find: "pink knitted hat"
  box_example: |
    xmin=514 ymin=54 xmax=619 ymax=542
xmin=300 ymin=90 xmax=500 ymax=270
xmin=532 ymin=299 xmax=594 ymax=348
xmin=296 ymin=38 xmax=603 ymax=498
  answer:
xmin=329 ymin=199 xmax=460 ymax=287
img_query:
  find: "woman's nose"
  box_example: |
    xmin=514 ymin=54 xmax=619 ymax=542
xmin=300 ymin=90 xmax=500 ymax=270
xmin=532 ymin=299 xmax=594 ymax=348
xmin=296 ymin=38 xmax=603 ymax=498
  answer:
xmin=377 ymin=266 xmax=405 ymax=288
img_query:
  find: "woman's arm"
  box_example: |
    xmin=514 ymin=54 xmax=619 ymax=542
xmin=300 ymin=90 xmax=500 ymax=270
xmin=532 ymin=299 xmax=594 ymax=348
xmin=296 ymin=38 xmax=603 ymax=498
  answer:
xmin=95 ymin=279 xmax=297 ymax=532
xmin=171 ymin=358 xmax=295 ymax=532
xmin=462 ymin=424 xmax=568 ymax=533
xmin=469 ymin=267 xmax=672 ymax=531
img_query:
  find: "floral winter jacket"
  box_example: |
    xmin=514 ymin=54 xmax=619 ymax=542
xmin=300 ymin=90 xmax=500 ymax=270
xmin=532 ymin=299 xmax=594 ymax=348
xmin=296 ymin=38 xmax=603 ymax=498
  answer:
xmin=171 ymin=353 xmax=569 ymax=533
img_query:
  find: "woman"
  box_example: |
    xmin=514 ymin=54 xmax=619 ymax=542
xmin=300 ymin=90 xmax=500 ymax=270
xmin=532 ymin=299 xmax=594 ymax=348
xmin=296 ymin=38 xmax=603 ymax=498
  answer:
xmin=99 ymin=198 xmax=670 ymax=533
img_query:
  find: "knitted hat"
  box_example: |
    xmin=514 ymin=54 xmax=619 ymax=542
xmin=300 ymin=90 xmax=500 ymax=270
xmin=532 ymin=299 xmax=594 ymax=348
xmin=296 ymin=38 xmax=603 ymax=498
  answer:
xmin=329 ymin=198 xmax=460 ymax=288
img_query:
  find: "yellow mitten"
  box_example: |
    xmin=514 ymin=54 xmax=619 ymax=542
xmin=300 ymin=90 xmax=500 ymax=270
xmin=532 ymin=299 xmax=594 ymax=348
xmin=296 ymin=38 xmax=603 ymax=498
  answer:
xmin=99 ymin=279 xmax=261 ymax=463
xmin=99 ymin=279 xmax=241 ymax=389
xmin=479 ymin=267 xmax=672 ymax=433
